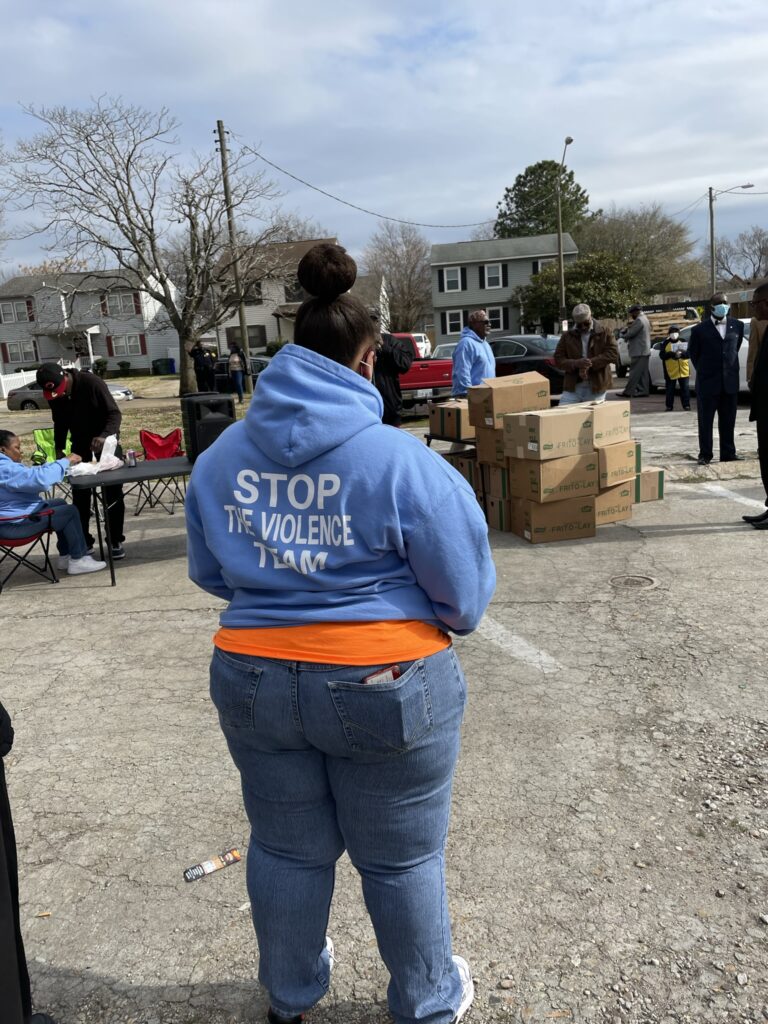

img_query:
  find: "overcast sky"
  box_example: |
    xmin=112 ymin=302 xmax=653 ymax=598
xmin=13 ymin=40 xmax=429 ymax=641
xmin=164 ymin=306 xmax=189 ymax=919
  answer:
xmin=1 ymin=0 xmax=766 ymax=266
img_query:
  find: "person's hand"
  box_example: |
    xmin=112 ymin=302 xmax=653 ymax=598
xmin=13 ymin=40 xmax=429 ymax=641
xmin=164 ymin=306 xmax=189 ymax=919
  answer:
xmin=575 ymin=358 xmax=592 ymax=370
xmin=55 ymin=449 xmax=67 ymax=460
xmin=91 ymin=436 xmax=105 ymax=455
xmin=67 ymin=453 xmax=82 ymax=466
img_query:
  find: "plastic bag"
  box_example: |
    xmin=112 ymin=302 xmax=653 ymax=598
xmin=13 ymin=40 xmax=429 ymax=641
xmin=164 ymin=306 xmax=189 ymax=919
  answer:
xmin=68 ymin=434 xmax=124 ymax=476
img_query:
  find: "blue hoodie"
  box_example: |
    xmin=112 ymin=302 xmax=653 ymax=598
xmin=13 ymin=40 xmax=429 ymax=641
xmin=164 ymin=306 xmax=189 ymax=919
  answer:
xmin=0 ymin=454 xmax=69 ymax=520
xmin=452 ymin=326 xmax=496 ymax=395
xmin=186 ymin=344 xmax=495 ymax=634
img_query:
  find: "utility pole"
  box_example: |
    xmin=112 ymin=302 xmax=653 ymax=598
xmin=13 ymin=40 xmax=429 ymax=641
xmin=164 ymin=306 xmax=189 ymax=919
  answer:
xmin=708 ymin=186 xmax=716 ymax=295
xmin=556 ymin=136 xmax=573 ymax=332
xmin=216 ymin=119 xmax=252 ymax=395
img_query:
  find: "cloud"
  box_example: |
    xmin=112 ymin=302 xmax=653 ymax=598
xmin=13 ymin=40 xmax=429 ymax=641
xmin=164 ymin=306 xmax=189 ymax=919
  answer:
xmin=0 ymin=0 xmax=766 ymax=262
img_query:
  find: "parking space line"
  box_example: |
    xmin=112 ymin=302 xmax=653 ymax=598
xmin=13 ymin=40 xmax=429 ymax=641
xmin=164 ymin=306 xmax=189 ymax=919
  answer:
xmin=475 ymin=615 xmax=561 ymax=675
xmin=700 ymin=482 xmax=765 ymax=510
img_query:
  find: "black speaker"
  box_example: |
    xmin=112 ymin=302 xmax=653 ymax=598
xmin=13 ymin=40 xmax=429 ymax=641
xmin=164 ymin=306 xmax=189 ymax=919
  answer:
xmin=181 ymin=392 xmax=237 ymax=462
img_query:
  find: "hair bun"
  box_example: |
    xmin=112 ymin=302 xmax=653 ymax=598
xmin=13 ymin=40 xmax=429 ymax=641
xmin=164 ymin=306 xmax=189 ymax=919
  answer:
xmin=297 ymin=243 xmax=357 ymax=301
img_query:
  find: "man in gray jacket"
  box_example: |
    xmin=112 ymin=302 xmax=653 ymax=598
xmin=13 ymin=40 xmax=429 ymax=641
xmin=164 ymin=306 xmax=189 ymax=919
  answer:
xmin=620 ymin=304 xmax=651 ymax=397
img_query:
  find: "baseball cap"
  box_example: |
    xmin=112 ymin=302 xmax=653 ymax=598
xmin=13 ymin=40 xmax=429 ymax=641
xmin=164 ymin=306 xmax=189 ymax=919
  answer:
xmin=572 ymin=303 xmax=592 ymax=323
xmin=629 ymin=304 xmax=642 ymax=313
xmin=36 ymin=362 xmax=68 ymax=399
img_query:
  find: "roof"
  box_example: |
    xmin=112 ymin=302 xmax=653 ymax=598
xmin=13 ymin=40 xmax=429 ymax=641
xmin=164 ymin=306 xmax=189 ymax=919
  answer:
xmin=430 ymin=233 xmax=577 ymax=265
xmin=0 ymin=269 xmax=143 ymax=299
xmin=251 ymin=237 xmax=339 ymax=276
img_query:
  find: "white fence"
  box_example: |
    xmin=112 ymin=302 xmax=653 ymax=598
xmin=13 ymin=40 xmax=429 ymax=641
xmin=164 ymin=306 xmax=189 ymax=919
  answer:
xmin=0 ymin=369 xmax=39 ymax=399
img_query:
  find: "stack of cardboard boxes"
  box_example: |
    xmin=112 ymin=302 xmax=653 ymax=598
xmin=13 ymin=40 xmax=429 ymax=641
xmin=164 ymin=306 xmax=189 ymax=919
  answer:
xmin=431 ymin=371 xmax=665 ymax=544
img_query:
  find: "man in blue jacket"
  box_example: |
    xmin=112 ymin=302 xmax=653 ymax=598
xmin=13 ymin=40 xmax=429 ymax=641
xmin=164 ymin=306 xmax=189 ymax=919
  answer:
xmin=688 ymin=293 xmax=745 ymax=465
xmin=451 ymin=310 xmax=495 ymax=396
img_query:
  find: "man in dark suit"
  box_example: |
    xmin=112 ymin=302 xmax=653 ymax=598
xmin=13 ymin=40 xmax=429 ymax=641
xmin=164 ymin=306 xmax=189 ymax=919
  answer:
xmin=688 ymin=292 xmax=744 ymax=465
xmin=742 ymin=281 xmax=768 ymax=527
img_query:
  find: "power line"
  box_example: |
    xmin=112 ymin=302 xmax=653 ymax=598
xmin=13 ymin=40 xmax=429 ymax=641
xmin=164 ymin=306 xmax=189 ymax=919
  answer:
xmin=248 ymin=145 xmax=559 ymax=230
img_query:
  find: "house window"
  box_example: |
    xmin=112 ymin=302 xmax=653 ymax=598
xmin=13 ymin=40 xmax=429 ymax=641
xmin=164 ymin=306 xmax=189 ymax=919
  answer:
xmin=284 ymin=277 xmax=305 ymax=303
xmin=446 ymin=310 xmax=463 ymax=335
xmin=3 ymin=340 xmax=37 ymax=363
xmin=485 ymin=264 xmax=502 ymax=289
xmin=444 ymin=267 xmax=461 ymax=292
xmin=0 ymin=301 xmax=32 ymax=323
xmin=107 ymin=292 xmax=138 ymax=316
xmin=111 ymin=334 xmax=143 ymax=356
xmin=532 ymin=258 xmax=555 ymax=275
xmin=243 ymin=281 xmax=263 ymax=305
xmin=487 ymin=307 xmax=503 ymax=330
xmin=225 ymin=325 xmax=267 ymax=350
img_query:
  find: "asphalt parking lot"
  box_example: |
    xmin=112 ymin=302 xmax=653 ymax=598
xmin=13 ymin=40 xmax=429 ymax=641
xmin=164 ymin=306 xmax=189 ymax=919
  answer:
xmin=2 ymin=402 xmax=767 ymax=1024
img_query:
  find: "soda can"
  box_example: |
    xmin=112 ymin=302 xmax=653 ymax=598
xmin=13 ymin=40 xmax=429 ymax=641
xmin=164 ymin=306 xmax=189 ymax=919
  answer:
xmin=125 ymin=449 xmax=137 ymax=467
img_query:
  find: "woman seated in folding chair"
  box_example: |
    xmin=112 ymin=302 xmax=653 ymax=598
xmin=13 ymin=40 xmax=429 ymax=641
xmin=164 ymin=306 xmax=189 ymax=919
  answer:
xmin=0 ymin=431 xmax=106 ymax=576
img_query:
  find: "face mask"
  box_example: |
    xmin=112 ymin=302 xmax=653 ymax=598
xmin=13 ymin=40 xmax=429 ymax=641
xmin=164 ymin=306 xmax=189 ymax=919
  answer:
xmin=359 ymin=358 xmax=374 ymax=382
xmin=669 ymin=332 xmax=679 ymax=340
xmin=579 ymin=321 xmax=591 ymax=332
xmin=712 ymin=303 xmax=730 ymax=319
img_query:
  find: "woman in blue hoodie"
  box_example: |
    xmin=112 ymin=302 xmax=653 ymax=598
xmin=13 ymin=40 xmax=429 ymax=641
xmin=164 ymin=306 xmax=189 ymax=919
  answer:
xmin=186 ymin=243 xmax=495 ymax=1024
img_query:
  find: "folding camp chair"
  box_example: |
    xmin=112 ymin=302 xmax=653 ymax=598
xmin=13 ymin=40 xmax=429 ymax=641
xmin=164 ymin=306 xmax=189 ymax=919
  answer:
xmin=31 ymin=428 xmax=73 ymax=500
xmin=0 ymin=509 xmax=59 ymax=593
xmin=133 ymin=429 xmax=187 ymax=516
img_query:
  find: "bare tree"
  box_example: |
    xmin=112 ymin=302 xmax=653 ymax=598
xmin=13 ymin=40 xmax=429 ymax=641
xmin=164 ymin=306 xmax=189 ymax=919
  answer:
xmin=714 ymin=226 xmax=768 ymax=283
xmin=0 ymin=98 xmax=280 ymax=393
xmin=362 ymin=222 xmax=431 ymax=333
xmin=270 ymin=209 xmax=332 ymax=243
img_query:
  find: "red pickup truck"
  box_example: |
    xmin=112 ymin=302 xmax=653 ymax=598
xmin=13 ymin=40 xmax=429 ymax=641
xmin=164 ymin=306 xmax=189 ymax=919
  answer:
xmin=392 ymin=334 xmax=453 ymax=409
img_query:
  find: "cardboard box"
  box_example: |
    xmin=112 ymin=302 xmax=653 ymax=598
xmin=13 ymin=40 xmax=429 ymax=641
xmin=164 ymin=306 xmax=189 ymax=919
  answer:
xmin=456 ymin=452 xmax=479 ymax=490
xmin=441 ymin=452 xmax=462 ymax=471
xmin=486 ymin=496 xmax=513 ymax=532
xmin=508 ymin=453 xmax=598 ymax=503
xmin=503 ymin=406 xmax=594 ymax=461
xmin=510 ymin=496 xmax=596 ymax=544
xmin=598 ymin=441 xmax=641 ymax=489
xmin=474 ymin=427 xmax=507 ymax=467
xmin=633 ymin=439 xmax=642 ymax=470
xmin=591 ymin=400 xmax=631 ymax=448
xmin=468 ymin=372 xmax=550 ymax=429
xmin=633 ymin=467 xmax=665 ymax=502
xmin=428 ymin=400 xmax=475 ymax=441
xmin=487 ymin=462 xmax=511 ymax=499
xmin=594 ymin=482 xmax=634 ymax=525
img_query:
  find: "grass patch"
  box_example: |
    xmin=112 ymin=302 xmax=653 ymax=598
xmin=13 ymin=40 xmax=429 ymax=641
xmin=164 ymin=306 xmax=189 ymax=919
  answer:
xmin=118 ymin=399 xmax=250 ymax=454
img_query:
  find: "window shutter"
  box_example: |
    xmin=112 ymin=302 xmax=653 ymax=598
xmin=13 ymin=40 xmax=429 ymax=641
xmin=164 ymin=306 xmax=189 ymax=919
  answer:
xmin=440 ymin=312 xmax=447 ymax=335
xmin=438 ymin=269 xmax=445 ymax=293
xmin=460 ymin=268 xmax=467 ymax=290
xmin=478 ymin=266 xmax=485 ymax=289
xmin=100 ymin=293 xmax=109 ymax=316
xmin=25 ymin=299 xmax=35 ymax=322
xmin=139 ymin=333 xmax=147 ymax=355
xmin=503 ymin=307 xmax=510 ymax=330
xmin=133 ymin=292 xmax=142 ymax=315
xmin=462 ymin=309 xmax=469 ymax=326
xmin=502 ymin=264 xmax=508 ymax=287
xmin=106 ymin=335 xmax=114 ymax=357
xmin=532 ymin=261 xmax=539 ymax=275
xmin=1 ymin=343 xmax=8 ymax=364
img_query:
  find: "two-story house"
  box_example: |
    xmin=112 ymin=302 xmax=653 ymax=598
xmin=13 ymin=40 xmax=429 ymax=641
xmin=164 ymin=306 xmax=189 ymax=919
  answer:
xmin=0 ymin=270 xmax=179 ymax=373
xmin=430 ymin=233 xmax=578 ymax=344
xmin=216 ymin=238 xmax=389 ymax=352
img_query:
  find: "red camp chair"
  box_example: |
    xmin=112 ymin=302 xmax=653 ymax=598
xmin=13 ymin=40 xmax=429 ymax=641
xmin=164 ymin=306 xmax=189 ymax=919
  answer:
xmin=0 ymin=509 xmax=58 ymax=593
xmin=133 ymin=429 xmax=187 ymax=516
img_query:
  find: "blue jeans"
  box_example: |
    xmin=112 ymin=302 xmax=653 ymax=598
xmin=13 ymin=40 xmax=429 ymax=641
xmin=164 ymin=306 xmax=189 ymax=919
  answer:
xmin=559 ymin=381 xmax=606 ymax=404
xmin=0 ymin=499 xmax=87 ymax=558
xmin=230 ymin=370 xmax=244 ymax=402
xmin=210 ymin=644 xmax=468 ymax=1024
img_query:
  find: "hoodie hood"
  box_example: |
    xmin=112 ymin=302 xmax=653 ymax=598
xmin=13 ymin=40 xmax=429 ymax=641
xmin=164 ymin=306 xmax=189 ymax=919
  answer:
xmin=245 ymin=344 xmax=383 ymax=467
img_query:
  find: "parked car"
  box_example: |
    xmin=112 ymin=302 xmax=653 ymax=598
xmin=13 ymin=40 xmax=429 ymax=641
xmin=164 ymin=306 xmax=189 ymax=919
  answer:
xmin=431 ymin=342 xmax=458 ymax=360
xmin=392 ymin=332 xmax=431 ymax=358
xmin=214 ymin=355 xmax=271 ymax=393
xmin=489 ymin=335 xmax=566 ymax=395
xmin=647 ymin=319 xmax=752 ymax=393
xmin=6 ymin=380 xmax=134 ymax=410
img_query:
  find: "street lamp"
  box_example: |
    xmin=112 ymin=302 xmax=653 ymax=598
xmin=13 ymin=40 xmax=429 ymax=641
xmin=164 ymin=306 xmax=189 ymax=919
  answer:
xmin=708 ymin=182 xmax=754 ymax=292
xmin=556 ymin=136 xmax=574 ymax=330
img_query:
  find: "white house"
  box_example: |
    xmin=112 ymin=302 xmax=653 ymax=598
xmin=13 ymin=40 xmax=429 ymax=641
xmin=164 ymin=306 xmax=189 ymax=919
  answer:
xmin=0 ymin=270 xmax=180 ymax=374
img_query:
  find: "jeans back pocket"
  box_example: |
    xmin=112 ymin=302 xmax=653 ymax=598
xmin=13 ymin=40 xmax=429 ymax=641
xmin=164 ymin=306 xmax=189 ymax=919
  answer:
xmin=210 ymin=648 xmax=262 ymax=729
xmin=328 ymin=660 xmax=433 ymax=755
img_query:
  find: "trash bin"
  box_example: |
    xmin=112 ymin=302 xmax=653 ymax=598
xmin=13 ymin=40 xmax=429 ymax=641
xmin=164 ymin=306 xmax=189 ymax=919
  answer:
xmin=152 ymin=358 xmax=175 ymax=375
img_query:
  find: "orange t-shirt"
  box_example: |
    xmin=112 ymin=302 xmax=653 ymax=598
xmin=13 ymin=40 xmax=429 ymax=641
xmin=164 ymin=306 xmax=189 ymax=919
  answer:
xmin=215 ymin=620 xmax=450 ymax=665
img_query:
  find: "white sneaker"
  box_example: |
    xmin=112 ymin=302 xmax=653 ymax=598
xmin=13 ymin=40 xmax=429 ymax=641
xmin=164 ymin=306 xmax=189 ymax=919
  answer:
xmin=325 ymin=935 xmax=335 ymax=972
xmin=452 ymin=955 xmax=474 ymax=1023
xmin=57 ymin=555 xmax=70 ymax=571
xmin=68 ymin=554 xmax=107 ymax=575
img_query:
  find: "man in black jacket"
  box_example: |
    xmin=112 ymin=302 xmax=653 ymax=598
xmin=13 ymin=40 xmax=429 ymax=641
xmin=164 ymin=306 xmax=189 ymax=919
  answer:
xmin=373 ymin=333 xmax=414 ymax=427
xmin=743 ymin=282 xmax=768 ymax=527
xmin=1 ymin=701 xmax=58 ymax=1024
xmin=36 ymin=363 xmax=126 ymax=559
xmin=687 ymin=293 xmax=744 ymax=465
